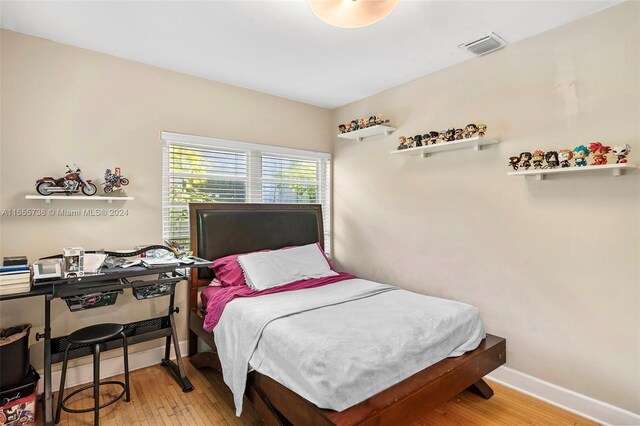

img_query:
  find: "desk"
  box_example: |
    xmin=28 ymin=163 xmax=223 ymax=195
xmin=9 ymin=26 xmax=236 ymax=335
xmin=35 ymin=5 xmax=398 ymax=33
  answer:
xmin=0 ymin=259 xmax=211 ymax=426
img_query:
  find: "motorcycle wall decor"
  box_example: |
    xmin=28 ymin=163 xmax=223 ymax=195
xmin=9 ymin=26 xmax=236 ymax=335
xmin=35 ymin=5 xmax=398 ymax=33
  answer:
xmin=103 ymin=167 xmax=129 ymax=193
xmin=36 ymin=164 xmax=98 ymax=196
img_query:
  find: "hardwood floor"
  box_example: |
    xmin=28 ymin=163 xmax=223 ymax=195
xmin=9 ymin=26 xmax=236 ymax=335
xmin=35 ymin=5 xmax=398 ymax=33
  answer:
xmin=44 ymin=359 xmax=596 ymax=426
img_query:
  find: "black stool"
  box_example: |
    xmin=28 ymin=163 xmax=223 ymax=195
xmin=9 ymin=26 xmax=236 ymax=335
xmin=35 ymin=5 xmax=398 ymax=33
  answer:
xmin=55 ymin=323 xmax=130 ymax=425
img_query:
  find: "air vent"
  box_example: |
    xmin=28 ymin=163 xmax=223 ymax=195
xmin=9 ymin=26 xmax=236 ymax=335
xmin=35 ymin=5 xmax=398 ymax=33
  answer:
xmin=459 ymin=33 xmax=507 ymax=56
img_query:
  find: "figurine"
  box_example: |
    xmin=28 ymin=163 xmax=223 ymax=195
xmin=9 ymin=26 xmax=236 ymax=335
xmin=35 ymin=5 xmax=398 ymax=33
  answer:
xmin=573 ymin=145 xmax=589 ymax=167
xmin=367 ymin=116 xmax=377 ymax=127
xmin=519 ymin=152 xmax=532 ymax=170
xmin=338 ymin=124 xmax=347 ymax=134
xmin=103 ymin=167 xmax=129 ymax=193
xmin=358 ymin=118 xmax=366 ymax=130
xmin=588 ymin=142 xmax=611 ymax=165
xmin=350 ymin=120 xmax=359 ymax=131
xmin=429 ymin=131 xmax=439 ymax=144
xmin=35 ymin=164 xmax=98 ymax=196
xmin=445 ymin=128 xmax=456 ymax=142
xmin=464 ymin=123 xmax=479 ymax=139
xmin=405 ymin=136 xmax=414 ymax=149
xmin=612 ymin=144 xmax=631 ymax=164
xmin=454 ymin=129 xmax=464 ymax=140
xmin=422 ymin=134 xmax=430 ymax=145
xmin=477 ymin=123 xmax=487 ymax=137
xmin=508 ymin=157 xmax=520 ymax=171
xmin=414 ymin=135 xmax=423 ymax=147
xmin=397 ymin=136 xmax=407 ymax=150
xmin=543 ymin=151 xmax=560 ymax=169
xmin=375 ymin=116 xmax=390 ymax=125
xmin=558 ymin=149 xmax=573 ymax=168
xmin=438 ymin=132 xmax=447 ymax=143
xmin=532 ymin=150 xmax=545 ymax=169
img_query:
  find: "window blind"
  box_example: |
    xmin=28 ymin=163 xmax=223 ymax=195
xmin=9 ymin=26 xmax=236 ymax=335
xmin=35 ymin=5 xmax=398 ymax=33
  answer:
xmin=161 ymin=132 xmax=332 ymax=254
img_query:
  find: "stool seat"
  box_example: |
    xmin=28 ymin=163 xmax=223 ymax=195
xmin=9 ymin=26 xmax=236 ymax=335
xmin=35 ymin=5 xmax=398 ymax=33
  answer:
xmin=68 ymin=323 xmax=124 ymax=345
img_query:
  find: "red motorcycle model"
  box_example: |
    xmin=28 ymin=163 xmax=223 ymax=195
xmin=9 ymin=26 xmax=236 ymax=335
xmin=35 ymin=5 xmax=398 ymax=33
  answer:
xmin=35 ymin=165 xmax=97 ymax=196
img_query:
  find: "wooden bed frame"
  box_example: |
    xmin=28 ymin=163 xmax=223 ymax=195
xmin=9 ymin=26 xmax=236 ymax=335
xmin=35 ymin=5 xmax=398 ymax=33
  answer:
xmin=187 ymin=203 xmax=506 ymax=425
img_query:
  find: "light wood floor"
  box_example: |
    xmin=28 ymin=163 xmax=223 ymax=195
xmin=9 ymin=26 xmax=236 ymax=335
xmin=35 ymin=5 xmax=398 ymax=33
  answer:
xmin=45 ymin=359 xmax=596 ymax=426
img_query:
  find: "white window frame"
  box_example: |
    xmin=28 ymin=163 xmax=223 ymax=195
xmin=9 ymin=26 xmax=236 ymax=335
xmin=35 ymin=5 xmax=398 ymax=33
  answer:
xmin=161 ymin=131 xmax=332 ymax=253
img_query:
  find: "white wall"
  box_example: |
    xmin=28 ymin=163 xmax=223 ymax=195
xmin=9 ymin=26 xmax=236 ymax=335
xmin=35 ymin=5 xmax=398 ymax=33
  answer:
xmin=0 ymin=29 xmax=332 ymax=369
xmin=332 ymin=1 xmax=639 ymax=414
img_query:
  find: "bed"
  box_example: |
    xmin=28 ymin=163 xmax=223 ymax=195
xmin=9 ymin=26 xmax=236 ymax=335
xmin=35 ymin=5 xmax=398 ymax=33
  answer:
xmin=187 ymin=203 xmax=506 ymax=425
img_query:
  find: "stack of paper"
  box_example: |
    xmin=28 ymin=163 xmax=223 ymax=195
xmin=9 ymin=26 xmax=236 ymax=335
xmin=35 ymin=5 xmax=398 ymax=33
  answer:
xmin=0 ymin=265 xmax=31 ymax=295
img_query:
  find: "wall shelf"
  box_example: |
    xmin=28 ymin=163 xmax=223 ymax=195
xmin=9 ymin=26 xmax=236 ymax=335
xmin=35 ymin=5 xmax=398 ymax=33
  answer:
xmin=337 ymin=125 xmax=396 ymax=142
xmin=25 ymin=195 xmax=134 ymax=204
xmin=507 ymin=163 xmax=636 ymax=180
xmin=390 ymin=136 xmax=499 ymax=157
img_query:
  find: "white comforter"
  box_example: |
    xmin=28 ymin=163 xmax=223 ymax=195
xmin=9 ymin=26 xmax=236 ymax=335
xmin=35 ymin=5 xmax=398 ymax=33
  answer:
xmin=214 ymin=278 xmax=486 ymax=416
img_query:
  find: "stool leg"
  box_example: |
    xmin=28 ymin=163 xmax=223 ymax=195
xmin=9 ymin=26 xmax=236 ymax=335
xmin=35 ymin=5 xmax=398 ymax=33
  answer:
xmin=54 ymin=345 xmax=71 ymax=424
xmin=121 ymin=332 xmax=131 ymax=402
xmin=93 ymin=343 xmax=101 ymax=426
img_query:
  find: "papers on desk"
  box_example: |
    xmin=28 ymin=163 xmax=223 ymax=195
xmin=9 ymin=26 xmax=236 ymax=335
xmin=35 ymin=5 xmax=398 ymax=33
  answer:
xmin=141 ymin=258 xmax=181 ymax=268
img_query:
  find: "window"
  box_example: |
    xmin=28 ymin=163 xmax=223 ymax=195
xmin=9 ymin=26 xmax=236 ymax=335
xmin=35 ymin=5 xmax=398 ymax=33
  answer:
xmin=161 ymin=132 xmax=332 ymax=254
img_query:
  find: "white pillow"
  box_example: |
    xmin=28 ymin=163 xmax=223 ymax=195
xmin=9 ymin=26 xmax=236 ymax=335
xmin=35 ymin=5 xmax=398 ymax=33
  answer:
xmin=237 ymin=243 xmax=337 ymax=291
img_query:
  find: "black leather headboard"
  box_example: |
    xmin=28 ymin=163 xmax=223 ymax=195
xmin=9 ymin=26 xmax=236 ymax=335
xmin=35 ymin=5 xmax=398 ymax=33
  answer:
xmin=189 ymin=203 xmax=324 ymax=281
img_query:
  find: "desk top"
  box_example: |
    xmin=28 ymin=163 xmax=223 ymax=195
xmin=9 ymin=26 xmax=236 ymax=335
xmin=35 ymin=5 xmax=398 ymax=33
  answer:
xmin=0 ymin=257 xmax=212 ymax=301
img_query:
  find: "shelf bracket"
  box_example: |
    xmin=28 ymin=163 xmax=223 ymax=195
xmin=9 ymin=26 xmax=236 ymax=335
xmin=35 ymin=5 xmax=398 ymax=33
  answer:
xmin=45 ymin=199 xmax=51 ymax=204
xmin=612 ymin=168 xmax=622 ymax=177
xmin=535 ymin=174 xmax=545 ymax=181
xmin=357 ymin=137 xmax=363 ymax=142
xmin=474 ymin=143 xmax=482 ymax=151
xmin=422 ymin=152 xmax=430 ymax=159
xmin=385 ymin=130 xmax=392 ymax=136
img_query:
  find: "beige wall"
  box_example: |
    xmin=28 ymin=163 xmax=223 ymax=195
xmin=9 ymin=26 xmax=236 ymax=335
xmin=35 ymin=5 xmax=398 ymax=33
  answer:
xmin=0 ymin=30 xmax=332 ymax=368
xmin=332 ymin=1 xmax=639 ymax=413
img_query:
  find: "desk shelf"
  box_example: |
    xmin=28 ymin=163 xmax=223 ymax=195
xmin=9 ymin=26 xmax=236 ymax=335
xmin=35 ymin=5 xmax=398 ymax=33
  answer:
xmin=508 ymin=163 xmax=636 ymax=180
xmin=337 ymin=125 xmax=396 ymax=142
xmin=25 ymin=195 xmax=134 ymax=204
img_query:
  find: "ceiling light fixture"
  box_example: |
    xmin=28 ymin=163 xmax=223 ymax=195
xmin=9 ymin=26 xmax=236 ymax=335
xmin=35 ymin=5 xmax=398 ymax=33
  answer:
xmin=307 ymin=0 xmax=399 ymax=29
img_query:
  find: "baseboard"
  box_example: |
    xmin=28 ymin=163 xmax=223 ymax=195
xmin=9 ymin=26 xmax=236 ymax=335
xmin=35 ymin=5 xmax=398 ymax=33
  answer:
xmin=37 ymin=340 xmax=189 ymax=393
xmin=487 ymin=366 xmax=640 ymax=426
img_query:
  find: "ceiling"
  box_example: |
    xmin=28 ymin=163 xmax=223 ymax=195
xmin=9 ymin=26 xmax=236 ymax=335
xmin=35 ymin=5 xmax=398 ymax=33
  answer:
xmin=0 ymin=0 xmax=622 ymax=109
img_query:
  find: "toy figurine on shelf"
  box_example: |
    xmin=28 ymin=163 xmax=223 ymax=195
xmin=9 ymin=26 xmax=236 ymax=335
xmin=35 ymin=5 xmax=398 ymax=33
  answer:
xmin=374 ymin=116 xmax=390 ymax=126
xmin=429 ymin=131 xmax=439 ymax=144
xmin=612 ymin=144 xmax=631 ymax=164
xmin=477 ymin=123 xmax=487 ymax=137
xmin=588 ymin=142 xmax=611 ymax=165
xmin=338 ymin=124 xmax=347 ymax=134
xmin=422 ymin=134 xmax=430 ymax=145
xmin=543 ymin=151 xmax=559 ymax=169
xmin=367 ymin=116 xmax=377 ymax=127
xmin=454 ymin=129 xmax=464 ymax=140
xmin=397 ymin=136 xmax=407 ymax=150
xmin=532 ymin=150 xmax=545 ymax=169
xmin=572 ymin=145 xmax=589 ymax=166
xmin=519 ymin=152 xmax=532 ymax=170
xmin=414 ymin=134 xmax=423 ymax=147
xmin=405 ymin=136 xmax=415 ymax=149
xmin=508 ymin=156 xmax=520 ymax=171
xmin=350 ymin=120 xmax=359 ymax=131
xmin=445 ymin=128 xmax=456 ymax=142
xmin=464 ymin=123 xmax=479 ymax=139
xmin=438 ymin=131 xmax=447 ymax=143
xmin=358 ymin=118 xmax=366 ymax=130
xmin=558 ymin=149 xmax=573 ymax=168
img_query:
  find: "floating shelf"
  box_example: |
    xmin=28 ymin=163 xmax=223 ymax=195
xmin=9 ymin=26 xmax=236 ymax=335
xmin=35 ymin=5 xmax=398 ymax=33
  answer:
xmin=337 ymin=125 xmax=396 ymax=142
xmin=25 ymin=195 xmax=134 ymax=204
xmin=390 ymin=136 xmax=499 ymax=158
xmin=507 ymin=163 xmax=636 ymax=180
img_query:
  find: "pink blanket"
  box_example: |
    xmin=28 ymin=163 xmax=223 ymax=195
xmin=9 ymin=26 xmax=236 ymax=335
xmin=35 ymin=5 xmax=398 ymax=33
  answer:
xmin=201 ymin=272 xmax=356 ymax=332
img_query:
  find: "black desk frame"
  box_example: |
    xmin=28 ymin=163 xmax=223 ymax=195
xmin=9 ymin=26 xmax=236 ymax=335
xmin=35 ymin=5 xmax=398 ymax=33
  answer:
xmin=0 ymin=261 xmax=209 ymax=426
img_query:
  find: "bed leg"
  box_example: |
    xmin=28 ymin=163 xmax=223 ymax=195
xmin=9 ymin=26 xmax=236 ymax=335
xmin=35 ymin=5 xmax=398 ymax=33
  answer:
xmin=247 ymin=385 xmax=287 ymax=426
xmin=188 ymin=330 xmax=198 ymax=357
xmin=466 ymin=379 xmax=494 ymax=399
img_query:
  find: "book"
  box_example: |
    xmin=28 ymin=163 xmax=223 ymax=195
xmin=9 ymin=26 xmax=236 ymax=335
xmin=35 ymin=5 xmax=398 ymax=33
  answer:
xmin=0 ymin=283 xmax=31 ymax=295
xmin=0 ymin=273 xmax=31 ymax=286
xmin=0 ymin=265 xmax=29 ymax=274
xmin=2 ymin=256 xmax=27 ymax=267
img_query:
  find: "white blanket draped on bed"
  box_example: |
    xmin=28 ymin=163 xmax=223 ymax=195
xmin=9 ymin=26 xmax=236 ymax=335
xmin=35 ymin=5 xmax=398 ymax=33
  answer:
xmin=214 ymin=278 xmax=486 ymax=416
